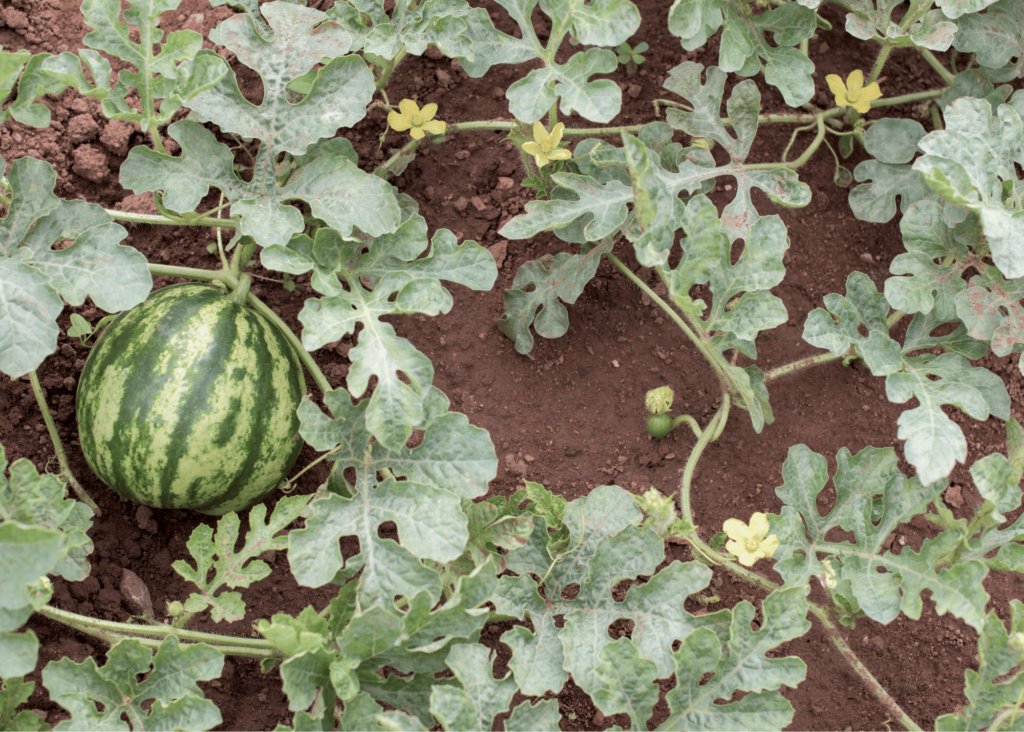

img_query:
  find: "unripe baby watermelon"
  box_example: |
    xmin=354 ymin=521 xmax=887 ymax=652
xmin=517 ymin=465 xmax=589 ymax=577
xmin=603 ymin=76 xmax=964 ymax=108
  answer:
xmin=76 ymin=283 xmax=305 ymax=515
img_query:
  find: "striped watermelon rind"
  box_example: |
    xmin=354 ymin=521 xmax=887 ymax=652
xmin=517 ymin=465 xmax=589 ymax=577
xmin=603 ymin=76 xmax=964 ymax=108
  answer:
xmin=76 ymin=283 xmax=305 ymax=515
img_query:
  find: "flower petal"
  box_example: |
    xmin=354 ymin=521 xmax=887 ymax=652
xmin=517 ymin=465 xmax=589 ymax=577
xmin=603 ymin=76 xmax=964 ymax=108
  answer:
xmin=748 ymin=512 xmax=770 ymax=540
xmin=852 ymin=98 xmax=873 ymax=114
xmin=410 ymin=127 xmax=426 ymax=140
xmin=399 ymin=98 xmax=420 ymax=118
xmin=825 ymin=74 xmax=847 ymax=99
xmin=760 ymin=534 xmax=780 ymax=558
xmin=388 ymin=110 xmax=412 ymax=131
xmin=547 ymin=149 xmax=572 ymax=161
xmin=534 ymin=153 xmax=552 ymax=168
xmin=422 ymin=119 xmax=446 ymax=135
xmin=522 ymin=141 xmax=542 ymax=156
xmin=548 ymin=122 xmax=566 ymax=147
xmin=532 ymin=121 xmax=549 ymax=146
xmin=724 ymin=539 xmax=745 ymax=558
xmin=420 ymin=103 xmax=439 ymax=122
xmin=860 ymin=82 xmax=882 ymax=103
xmin=723 ymin=518 xmax=749 ymax=543
xmin=846 ymin=69 xmax=864 ymax=95
xmin=737 ymin=550 xmax=761 ymax=567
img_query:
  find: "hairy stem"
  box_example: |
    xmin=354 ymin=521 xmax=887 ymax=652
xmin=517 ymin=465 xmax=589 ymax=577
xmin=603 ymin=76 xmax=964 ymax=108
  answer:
xmin=917 ymin=48 xmax=956 ymax=85
xmin=746 ymin=114 xmax=826 ymax=170
xmin=28 ymin=371 xmax=101 ymax=517
xmin=763 ymin=351 xmax=846 ymax=383
xmin=671 ymin=413 xmax=704 ymax=439
xmin=868 ymin=45 xmax=892 ymax=86
xmin=38 ymin=605 xmax=281 ymax=658
xmin=679 ymin=396 xmax=730 ymax=523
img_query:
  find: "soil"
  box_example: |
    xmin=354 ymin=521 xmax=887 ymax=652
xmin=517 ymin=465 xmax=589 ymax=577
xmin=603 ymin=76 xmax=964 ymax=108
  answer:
xmin=2 ymin=0 xmax=1023 ymax=729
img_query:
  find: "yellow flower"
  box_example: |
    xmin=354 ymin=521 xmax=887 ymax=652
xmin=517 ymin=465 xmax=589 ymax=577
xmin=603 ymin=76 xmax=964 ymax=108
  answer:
xmin=388 ymin=99 xmax=446 ymax=140
xmin=645 ymin=385 xmax=674 ymax=415
xmin=723 ymin=512 xmax=780 ymax=567
xmin=825 ymin=70 xmax=882 ymax=114
xmin=522 ymin=121 xmax=573 ymax=168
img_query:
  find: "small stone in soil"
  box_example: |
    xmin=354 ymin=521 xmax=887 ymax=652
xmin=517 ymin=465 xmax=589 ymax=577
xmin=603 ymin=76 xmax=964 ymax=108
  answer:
xmin=120 ymin=568 xmax=155 ymax=619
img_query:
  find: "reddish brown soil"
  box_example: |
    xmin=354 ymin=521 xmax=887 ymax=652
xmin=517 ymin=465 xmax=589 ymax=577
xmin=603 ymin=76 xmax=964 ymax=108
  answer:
xmin=3 ymin=0 xmax=1023 ymax=730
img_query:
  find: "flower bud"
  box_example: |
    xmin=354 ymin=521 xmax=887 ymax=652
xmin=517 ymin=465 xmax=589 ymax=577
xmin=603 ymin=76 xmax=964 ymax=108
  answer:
xmin=167 ymin=601 xmax=185 ymax=618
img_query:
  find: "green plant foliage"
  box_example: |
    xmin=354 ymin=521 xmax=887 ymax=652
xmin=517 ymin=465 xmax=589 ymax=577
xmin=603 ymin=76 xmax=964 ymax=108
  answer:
xmin=804 ymin=267 xmax=1006 ymax=483
xmin=172 ymin=495 xmax=311 ymax=623
xmin=328 ymin=0 xmax=477 ymax=60
xmin=769 ymin=445 xmax=992 ymax=631
xmin=844 ymin=0 xmax=957 ymax=50
xmin=497 ymin=240 xmax=614 ymax=355
xmin=0 ymin=442 xmax=94 ymax=678
xmin=456 ymin=0 xmax=640 ymax=122
xmin=804 ymin=270 xmax=901 ymax=373
xmin=953 ymin=0 xmax=1024 ymax=81
xmin=505 ymin=698 xmax=561 ymax=731
xmin=289 ymin=385 xmax=495 ymax=612
xmin=848 ymin=118 xmax=943 ymax=223
xmin=41 ymin=0 xmax=227 ymax=130
xmin=264 ymin=219 xmax=495 ymax=450
xmin=913 ymin=96 xmax=1024 ymax=278
xmin=258 ymin=561 xmax=496 ymax=726
xmin=668 ymin=0 xmax=817 ymax=106
xmin=121 ymin=2 xmax=399 ymax=248
xmin=42 ymin=637 xmax=224 ymax=731
xmin=648 ymin=193 xmax=786 ymax=432
xmin=0 ymin=48 xmax=35 ymax=126
xmin=657 ymin=586 xmax=810 ymax=731
xmin=494 ymin=484 xmax=732 ymax=700
xmin=936 ymin=601 xmax=1024 ymax=730
xmin=0 ymin=443 xmax=94 ymax=584
xmin=429 ymin=644 xmax=517 ymax=730
xmin=659 ymin=63 xmax=811 ymax=244
xmin=0 ymin=677 xmax=47 ymax=732
xmin=0 ymin=155 xmax=151 ymax=378
xmin=884 ymin=201 xmax=1024 ymax=371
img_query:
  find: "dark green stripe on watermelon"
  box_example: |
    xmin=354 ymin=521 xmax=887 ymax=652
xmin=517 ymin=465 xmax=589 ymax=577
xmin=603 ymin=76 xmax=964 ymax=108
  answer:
xmin=77 ymin=283 xmax=305 ymax=515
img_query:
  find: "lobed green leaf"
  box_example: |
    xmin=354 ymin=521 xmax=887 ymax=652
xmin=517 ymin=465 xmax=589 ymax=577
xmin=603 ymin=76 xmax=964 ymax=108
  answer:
xmin=42 ymin=637 xmax=223 ymax=731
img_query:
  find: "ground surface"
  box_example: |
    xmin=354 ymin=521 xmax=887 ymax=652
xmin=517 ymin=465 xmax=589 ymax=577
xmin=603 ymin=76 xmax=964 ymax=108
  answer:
xmin=2 ymin=0 xmax=1024 ymax=729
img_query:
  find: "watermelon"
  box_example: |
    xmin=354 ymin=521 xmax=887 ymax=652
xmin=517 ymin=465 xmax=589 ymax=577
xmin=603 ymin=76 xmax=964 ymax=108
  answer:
xmin=76 ymin=283 xmax=305 ymax=515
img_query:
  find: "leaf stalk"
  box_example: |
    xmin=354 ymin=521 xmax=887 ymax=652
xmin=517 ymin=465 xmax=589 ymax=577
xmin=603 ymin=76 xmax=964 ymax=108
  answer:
xmin=27 ymin=370 xmax=100 ymax=516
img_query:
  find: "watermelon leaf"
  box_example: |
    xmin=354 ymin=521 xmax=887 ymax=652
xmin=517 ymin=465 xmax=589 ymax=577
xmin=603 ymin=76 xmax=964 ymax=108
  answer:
xmin=0 ymin=439 xmax=97 ymax=679
xmin=505 ymin=698 xmax=561 ymax=731
xmin=121 ymin=2 xmax=401 ymax=248
xmin=658 ymin=587 xmax=810 ymax=731
xmin=429 ymin=644 xmax=517 ymax=730
xmin=42 ymin=637 xmax=224 ymax=731
xmin=769 ymin=445 xmax=991 ymax=631
xmin=494 ymin=484 xmax=731 ymax=699
xmin=171 ymin=495 xmax=311 ymax=623
xmin=454 ymin=0 xmax=637 ymax=123
xmin=0 ymin=677 xmax=48 ymax=732
xmin=265 ymin=221 xmax=497 ymax=451
xmin=0 ymin=155 xmax=151 ymax=378
xmin=935 ymin=601 xmax=1024 ymax=730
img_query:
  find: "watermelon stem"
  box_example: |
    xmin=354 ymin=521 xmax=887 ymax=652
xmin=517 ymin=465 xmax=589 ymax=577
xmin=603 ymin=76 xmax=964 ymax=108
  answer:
xmin=28 ymin=370 xmax=101 ymax=517
xmin=231 ymin=273 xmax=252 ymax=305
xmin=38 ymin=605 xmax=282 ymax=659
